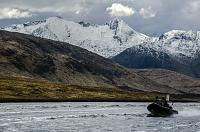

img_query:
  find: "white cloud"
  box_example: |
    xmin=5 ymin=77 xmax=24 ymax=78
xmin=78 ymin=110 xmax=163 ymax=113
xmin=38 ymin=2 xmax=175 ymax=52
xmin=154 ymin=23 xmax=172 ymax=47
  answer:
xmin=0 ymin=8 xmax=32 ymax=19
xmin=106 ymin=3 xmax=135 ymax=17
xmin=75 ymin=10 xmax=80 ymax=14
xmin=139 ymin=7 xmax=156 ymax=19
xmin=183 ymin=1 xmax=200 ymax=14
xmin=189 ymin=1 xmax=200 ymax=10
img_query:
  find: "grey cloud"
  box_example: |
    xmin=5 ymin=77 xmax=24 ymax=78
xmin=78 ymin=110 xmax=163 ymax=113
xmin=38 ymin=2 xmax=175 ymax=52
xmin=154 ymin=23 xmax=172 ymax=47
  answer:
xmin=0 ymin=0 xmax=200 ymax=36
xmin=0 ymin=8 xmax=32 ymax=19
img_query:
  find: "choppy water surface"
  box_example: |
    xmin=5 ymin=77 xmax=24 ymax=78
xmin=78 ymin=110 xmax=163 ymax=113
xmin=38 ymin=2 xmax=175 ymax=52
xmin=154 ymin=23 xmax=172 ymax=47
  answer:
xmin=0 ymin=102 xmax=200 ymax=132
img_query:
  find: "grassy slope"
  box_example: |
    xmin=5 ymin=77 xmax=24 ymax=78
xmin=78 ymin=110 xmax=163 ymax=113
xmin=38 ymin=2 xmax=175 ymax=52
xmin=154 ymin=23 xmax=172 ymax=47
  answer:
xmin=0 ymin=31 xmax=199 ymax=102
xmin=0 ymin=30 xmax=178 ymax=94
xmin=136 ymin=69 xmax=200 ymax=94
xmin=0 ymin=76 xmax=163 ymax=102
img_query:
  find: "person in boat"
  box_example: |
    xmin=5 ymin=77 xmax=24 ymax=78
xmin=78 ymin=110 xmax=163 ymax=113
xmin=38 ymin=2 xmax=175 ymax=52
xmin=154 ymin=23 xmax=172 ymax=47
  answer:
xmin=154 ymin=96 xmax=161 ymax=105
xmin=161 ymin=97 xmax=166 ymax=105
xmin=161 ymin=97 xmax=172 ymax=109
xmin=163 ymin=100 xmax=170 ymax=107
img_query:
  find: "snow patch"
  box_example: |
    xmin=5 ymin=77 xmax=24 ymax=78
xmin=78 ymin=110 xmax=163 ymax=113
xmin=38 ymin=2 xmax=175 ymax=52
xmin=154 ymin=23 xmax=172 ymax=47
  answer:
xmin=1 ymin=17 xmax=200 ymax=58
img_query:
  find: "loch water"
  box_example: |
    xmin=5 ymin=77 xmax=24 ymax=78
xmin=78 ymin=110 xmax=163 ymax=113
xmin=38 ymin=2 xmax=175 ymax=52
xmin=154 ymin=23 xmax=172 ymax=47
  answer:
xmin=0 ymin=102 xmax=200 ymax=132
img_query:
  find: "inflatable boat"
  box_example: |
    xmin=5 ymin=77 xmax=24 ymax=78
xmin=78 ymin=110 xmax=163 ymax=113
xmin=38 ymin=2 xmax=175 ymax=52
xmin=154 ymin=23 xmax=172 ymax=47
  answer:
xmin=147 ymin=103 xmax=178 ymax=117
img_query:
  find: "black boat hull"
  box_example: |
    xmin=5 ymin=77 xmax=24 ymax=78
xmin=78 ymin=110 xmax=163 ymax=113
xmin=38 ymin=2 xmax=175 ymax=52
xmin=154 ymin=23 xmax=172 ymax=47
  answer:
xmin=147 ymin=103 xmax=178 ymax=117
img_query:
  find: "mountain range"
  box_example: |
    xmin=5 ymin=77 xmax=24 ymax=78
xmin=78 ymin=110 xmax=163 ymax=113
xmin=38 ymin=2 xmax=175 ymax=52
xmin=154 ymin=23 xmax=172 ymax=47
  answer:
xmin=0 ymin=30 xmax=200 ymax=101
xmin=1 ymin=30 xmax=179 ymax=93
xmin=1 ymin=17 xmax=148 ymax=58
xmin=1 ymin=17 xmax=200 ymax=101
xmin=1 ymin=17 xmax=200 ymax=77
xmin=113 ymin=30 xmax=200 ymax=77
xmin=3 ymin=30 xmax=194 ymax=101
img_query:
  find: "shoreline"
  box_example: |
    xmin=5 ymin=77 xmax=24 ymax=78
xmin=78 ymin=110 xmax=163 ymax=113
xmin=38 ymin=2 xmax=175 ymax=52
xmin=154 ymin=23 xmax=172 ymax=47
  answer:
xmin=0 ymin=98 xmax=199 ymax=103
xmin=1 ymin=76 xmax=200 ymax=104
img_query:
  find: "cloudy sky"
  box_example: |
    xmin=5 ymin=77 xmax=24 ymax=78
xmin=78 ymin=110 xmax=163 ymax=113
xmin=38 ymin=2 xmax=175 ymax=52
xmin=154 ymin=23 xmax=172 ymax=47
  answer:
xmin=0 ymin=0 xmax=200 ymax=36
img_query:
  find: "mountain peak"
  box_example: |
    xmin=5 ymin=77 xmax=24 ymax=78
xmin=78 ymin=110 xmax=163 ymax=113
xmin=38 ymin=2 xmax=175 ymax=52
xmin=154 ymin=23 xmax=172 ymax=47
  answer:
xmin=163 ymin=30 xmax=197 ymax=39
xmin=78 ymin=21 xmax=91 ymax=27
xmin=1 ymin=17 xmax=149 ymax=57
xmin=55 ymin=16 xmax=63 ymax=19
xmin=109 ymin=18 xmax=124 ymax=30
xmin=46 ymin=16 xmax=65 ymax=22
xmin=21 ymin=16 xmax=64 ymax=27
xmin=47 ymin=16 xmax=63 ymax=19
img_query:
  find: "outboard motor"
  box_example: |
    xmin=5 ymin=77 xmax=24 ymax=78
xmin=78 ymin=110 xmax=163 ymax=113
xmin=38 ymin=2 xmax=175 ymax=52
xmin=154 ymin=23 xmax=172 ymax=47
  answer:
xmin=166 ymin=94 xmax=170 ymax=102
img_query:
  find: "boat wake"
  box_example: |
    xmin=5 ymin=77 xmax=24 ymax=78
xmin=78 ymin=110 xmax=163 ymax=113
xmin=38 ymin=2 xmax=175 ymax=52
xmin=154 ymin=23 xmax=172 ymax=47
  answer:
xmin=178 ymin=108 xmax=200 ymax=117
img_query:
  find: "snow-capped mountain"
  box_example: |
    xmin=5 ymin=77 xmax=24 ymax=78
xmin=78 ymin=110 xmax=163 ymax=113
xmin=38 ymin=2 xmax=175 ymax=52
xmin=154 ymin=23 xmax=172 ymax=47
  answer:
xmin=126 ymin=30 xmax=200 ymax=60
xmin=154 ymin=30 xmax=200 ymax=58
xmin=112 ymin=30 xmax=200 ymax=78
xmin=1 ymin=17 xmax=200 ymax=59
xmin=1 ymin=16 xmax=200 ymax=77
xmin=1 ymin=17 xmax=200 ymax=57
xmin=112 ymin=44 xmax=188 ymax=73
xmin=0 ymin=17 xmax=148 ymax=58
